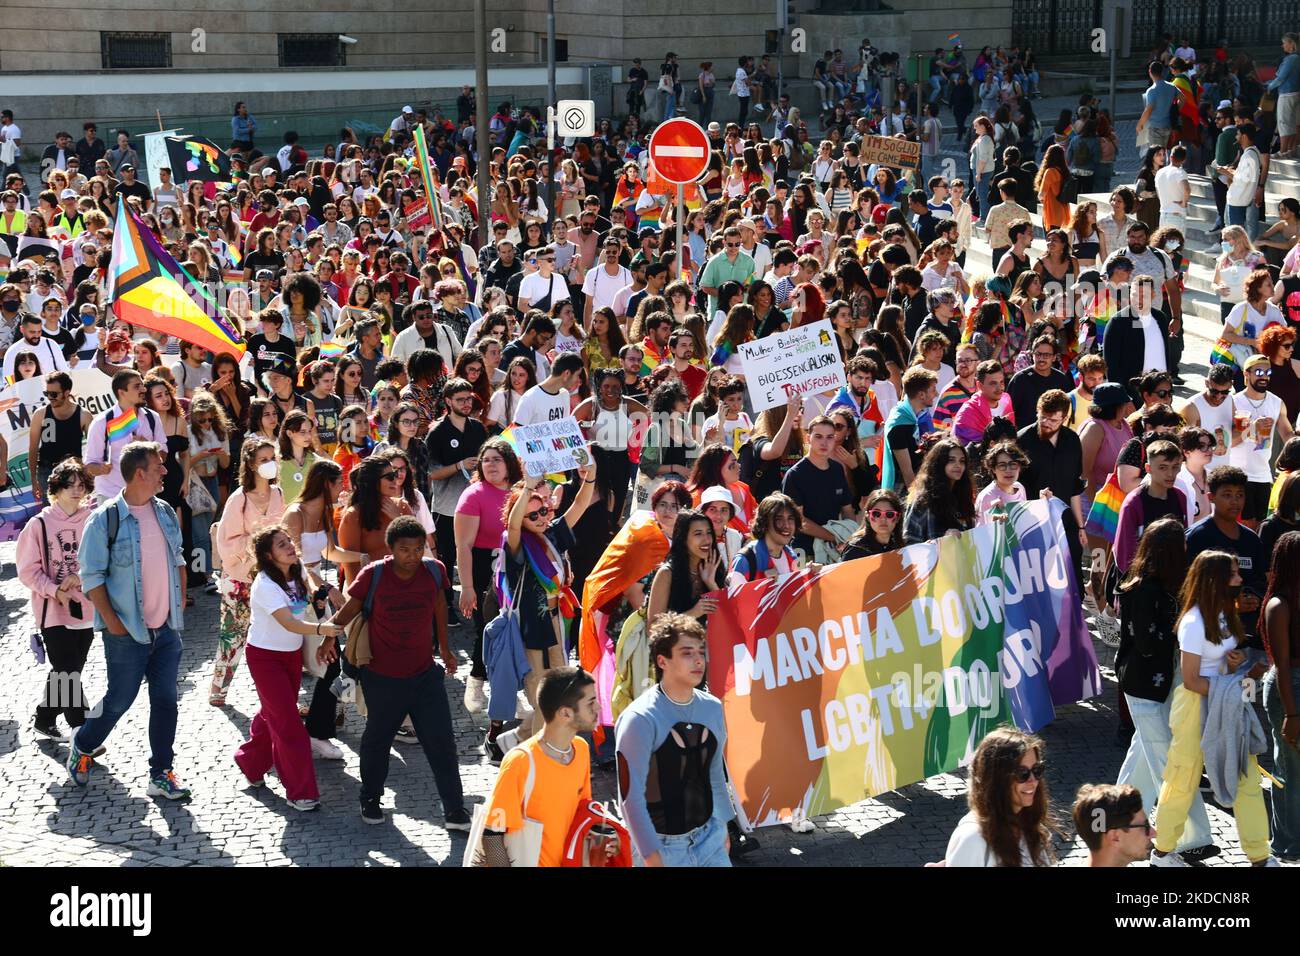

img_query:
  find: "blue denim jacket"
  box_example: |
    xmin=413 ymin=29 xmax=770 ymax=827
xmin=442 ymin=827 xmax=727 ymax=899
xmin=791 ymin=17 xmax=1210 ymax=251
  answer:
xmin=77 ymin=494 xmax=185 ymax=645
xmin=1270 ymin=53 xmax=1300 ymax=96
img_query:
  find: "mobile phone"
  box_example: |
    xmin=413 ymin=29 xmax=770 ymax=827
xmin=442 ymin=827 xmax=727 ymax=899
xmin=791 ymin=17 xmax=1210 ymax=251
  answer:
xmin=69 ymin=599 xmax=83 ymax=619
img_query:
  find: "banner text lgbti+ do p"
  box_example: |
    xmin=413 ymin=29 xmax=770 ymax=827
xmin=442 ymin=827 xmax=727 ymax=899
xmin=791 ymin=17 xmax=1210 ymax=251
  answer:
xmin=705 ymin=499 xmax=1101 ymax=827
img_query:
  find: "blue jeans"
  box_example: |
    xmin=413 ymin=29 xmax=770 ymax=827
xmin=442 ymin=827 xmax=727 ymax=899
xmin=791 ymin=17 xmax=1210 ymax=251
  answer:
xmin=1227 ymin=203 xmax=1249 ymax=227
xmin=1264 ymin=667 xmax=1300 ymax=855
xmin=659 ymin=90 xmax=677 ymax=122
xmin=1118 ymin=689 xmax=1213 ymax=851
xmin=74 ymin=625 xmax=183 ymax=776
xmin=929 ymin=75 xmax=943 ymax=103
xmin=653 ymin=816 xmax=732 ymax=867
xmin=975 ymin=172 xmax=994 ymax=225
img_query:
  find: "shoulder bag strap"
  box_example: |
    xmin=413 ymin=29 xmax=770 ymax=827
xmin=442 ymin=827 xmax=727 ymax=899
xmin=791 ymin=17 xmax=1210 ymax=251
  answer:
xmin=37 ymin=516 xmax=50 ymax=629
xmin=362 ymin=560 xmax=384 ymax=617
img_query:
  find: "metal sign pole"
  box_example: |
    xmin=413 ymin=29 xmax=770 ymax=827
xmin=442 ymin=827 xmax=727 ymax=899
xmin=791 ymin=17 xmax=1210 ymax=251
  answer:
xmin=676 ymin=183 xmax=684 ymax=276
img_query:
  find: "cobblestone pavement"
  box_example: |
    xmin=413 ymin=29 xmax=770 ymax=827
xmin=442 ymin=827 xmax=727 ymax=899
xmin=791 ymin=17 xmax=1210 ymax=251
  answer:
xmin=0 ymin=540 xmax=1284 ymax=868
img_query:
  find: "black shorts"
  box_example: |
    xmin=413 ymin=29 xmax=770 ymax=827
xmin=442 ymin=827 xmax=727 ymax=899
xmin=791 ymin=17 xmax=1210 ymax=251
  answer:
xmin=1244 ymin=481 xmax=1272 ymax=522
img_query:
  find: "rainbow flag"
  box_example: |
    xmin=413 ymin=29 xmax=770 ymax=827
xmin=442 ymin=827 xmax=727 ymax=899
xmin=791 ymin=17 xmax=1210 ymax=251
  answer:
xmin=108 ymin=202 xmax=246 ymax=357
xmin=612 ymin=176 xmax=641 ymax=212
xmin=412 ymin=125 xmax=445 ymax=230
xmin=1210 ymin=338 xmax=1237 ymax=369
xmin=107 ymin=407 xmax=140 ymax=442
xmin=1085 ymin=472 xmax=1125 ymax=542
xmin=319 ymin=340 xmax=346 ymax=359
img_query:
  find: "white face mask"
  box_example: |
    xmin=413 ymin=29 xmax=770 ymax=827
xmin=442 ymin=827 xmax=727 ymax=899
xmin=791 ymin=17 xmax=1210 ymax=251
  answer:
xmin=1165 ymin=240 xmax=1181 ymax=251
xmin=257 ymin=460 xmax=279 ymax=481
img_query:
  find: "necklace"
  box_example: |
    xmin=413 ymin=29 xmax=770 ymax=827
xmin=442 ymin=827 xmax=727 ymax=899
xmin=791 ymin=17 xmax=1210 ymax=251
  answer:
xmin=662 ymin=686 xmax=694 ymax=729
xmin=541 ymin=738 xmax=573 ymax=759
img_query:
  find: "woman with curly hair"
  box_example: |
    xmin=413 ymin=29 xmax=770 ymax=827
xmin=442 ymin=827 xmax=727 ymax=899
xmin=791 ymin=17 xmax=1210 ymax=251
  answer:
xmin=903 ymin=437 xmax=975 ymax=544
xmin=944 ymin=726 xmax=1060 ymax=866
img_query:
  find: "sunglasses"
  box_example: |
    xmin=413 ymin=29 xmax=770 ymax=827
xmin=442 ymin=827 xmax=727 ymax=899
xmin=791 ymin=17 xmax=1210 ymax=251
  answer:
xmin=1208 ymin=387 xmax=1232 ymax=397
xmin=524 ymin=505 xmax=553 ymax=522
xmin=1153 ymin=389 xmax=1173 ymax=399
xmin=1251 ymin=368 xmax=1272 ymax=377
xmin=1012 ymin=762 xmax=1046 ymax=783
xmin=869 ymin=509 xmax=899 ymax=521
xmin=43 ymin=390 xmax=64 ymax=399
xmin=1111 ymin=820 xmax=1155 ymax=834
xmin=379 ymin=471 xmax=400 ymax=481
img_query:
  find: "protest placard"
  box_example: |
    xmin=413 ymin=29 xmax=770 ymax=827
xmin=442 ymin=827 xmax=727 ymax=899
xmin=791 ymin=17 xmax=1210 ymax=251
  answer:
xmin=513 ymin=417 xmax=591 ymax=477
xmin=857 ymin=134 xmax=922 ymax=170
xmin=0 ymin=367 xmax=116 ymax=541
xmin=704 ymin=498 xmax=1100 ymax=827
xmin=738 ymin=318 xmax=846 ymax=412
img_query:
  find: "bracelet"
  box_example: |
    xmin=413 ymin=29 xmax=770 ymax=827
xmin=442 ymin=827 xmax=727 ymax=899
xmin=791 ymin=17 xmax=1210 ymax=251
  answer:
xmin=315 ymin=623 xmax=321 ymax=635
xmin=584 ymin=478 xmax=596 ymax=483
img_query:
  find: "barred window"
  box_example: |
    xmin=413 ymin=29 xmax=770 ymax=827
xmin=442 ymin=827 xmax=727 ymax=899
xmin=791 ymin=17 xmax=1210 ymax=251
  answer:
xmin=278 ymin=34 xmax=345 ymax=68
xmin=101 ymin=32 xmax=172 ymax=70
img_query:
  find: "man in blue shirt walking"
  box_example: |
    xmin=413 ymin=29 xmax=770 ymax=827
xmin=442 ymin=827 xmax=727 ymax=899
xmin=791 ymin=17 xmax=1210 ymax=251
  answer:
xmin=68 ymin=441 xmax=191 ymax=799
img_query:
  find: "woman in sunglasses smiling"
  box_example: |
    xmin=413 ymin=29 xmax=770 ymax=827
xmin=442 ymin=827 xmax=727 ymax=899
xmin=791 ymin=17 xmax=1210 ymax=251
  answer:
xmin=840 ymin=489 xmax=904 ymax=561
xmin=944 ymin=726 xmax=1059 ymax=866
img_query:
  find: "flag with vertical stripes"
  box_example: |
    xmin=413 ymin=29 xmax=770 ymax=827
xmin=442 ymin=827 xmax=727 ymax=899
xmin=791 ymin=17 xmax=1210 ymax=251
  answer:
xmin=412 ymin=125 xmax=445 ymax=231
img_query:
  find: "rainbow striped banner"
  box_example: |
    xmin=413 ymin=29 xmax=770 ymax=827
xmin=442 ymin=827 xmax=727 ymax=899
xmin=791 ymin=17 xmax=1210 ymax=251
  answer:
xmin=707 ymin=497 xmax=1099 ymax=827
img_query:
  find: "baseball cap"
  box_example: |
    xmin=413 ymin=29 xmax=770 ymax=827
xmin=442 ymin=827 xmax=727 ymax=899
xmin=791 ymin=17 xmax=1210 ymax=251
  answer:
xmin=637 ymin=226 xmax=658 ymax=241
xmin=119 ymin=163 xmax=134 ymax=172
xmin=736 ymin=218 xmax=757 ymax=232
xmin=402 ymin=105 xmax=414 ymax=114
xmin=294 ymin=197 xmax=309 ymax=206
xmin=700 ymin=485 xmax=736 ymax=512
xmin=1091 ymin=382 xmax=1130 ymax=408
xmin=255 ymin=268 xmax=275 ymax=281
xmin=1218 ymin=99 xmax=1233 ymax=110
xmin=59 ymin=188 xmax=78 ymax=200
xmin=1244 ymin=354 xmax=1271 ymax=373
xmin=707 ymin=122 xmax=721 ymax=135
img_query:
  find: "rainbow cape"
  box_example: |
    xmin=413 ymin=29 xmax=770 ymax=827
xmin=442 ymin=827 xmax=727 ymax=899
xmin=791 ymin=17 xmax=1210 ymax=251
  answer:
xmin=107 ymin=407 xmax=139 ymax=441
xmin=709 ymin=339 xmax=736 ymax=368
xmin=494 ymin=530 xmax=579 ymax=623
xmin=1085 ymin=472 xmax=1125 ymax=542
xmin=612 ymin=176 xmax=642 ymax=211
xmin=108 ymin=202 xmax=246 ymax=357
xmin=639 ymin=339 xmax=667 ymax=377
xmin=412 ymin=125 xmax=446 ymax=230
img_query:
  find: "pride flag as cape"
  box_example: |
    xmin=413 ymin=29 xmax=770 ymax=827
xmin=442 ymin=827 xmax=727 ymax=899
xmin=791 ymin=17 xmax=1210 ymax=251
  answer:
xmin=1085 ymin=471 xmax=1125 ymax=542
xmin=579 ymin=511 xmax=671 ymax=733
xmin=108 ymin=203 xmax=246 ymax=357
xmin=612 ymin=175 xmax=642 ymax=212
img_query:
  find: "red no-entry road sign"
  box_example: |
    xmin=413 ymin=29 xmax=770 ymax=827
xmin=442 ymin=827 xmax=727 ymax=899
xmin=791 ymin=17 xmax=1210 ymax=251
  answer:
xmin=647 ymin=117 xmax=711 ymax=184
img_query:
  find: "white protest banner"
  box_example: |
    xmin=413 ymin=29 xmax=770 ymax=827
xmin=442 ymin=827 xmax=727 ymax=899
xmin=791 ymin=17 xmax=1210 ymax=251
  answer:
xmin=0 ymin=367 xmax=115 ymax=540
xmin=738 ymin=318 xmax=846 ymax=412
xmin=513 ymin=417 xmax=591 ymax=477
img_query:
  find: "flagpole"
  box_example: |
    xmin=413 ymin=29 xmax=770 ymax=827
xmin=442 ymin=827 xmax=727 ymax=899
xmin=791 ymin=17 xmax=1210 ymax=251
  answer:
xmin=474 ymin=0 xmax=491 ymax=250
xmin=156 ymin=111 xmax=163 ymax=133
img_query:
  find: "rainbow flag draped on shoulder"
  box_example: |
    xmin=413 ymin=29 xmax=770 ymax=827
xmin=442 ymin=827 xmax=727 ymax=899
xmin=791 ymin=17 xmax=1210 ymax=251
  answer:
xmin=1085 ymin=472 xmax=1125 ymax=542
xmin=107 ymin=203 xmax=246 ymax=357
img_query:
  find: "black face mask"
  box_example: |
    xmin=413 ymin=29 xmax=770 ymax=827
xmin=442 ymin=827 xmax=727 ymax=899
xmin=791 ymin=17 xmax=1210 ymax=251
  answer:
xmin=1 ymin=300 xmax=19 ymax=314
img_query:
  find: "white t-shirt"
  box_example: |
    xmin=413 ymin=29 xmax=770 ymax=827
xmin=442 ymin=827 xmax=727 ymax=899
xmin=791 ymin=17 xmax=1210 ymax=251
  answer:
xmin=581 ymin=265 xmax=632 ymax=314
xmin=732 ymin=68 xmax=751 ymax=97
xmin=1154 ymin=164 xmax=1188 ymax=213
xmin=703 ymin=411 xmax=753 ymax=452
xmin=1174 ymin=467 xmax=1204 ymax=526
xmin=488 ymin=388 xmax=523 ymax=426
xmin=1134 ymin=313 xmax=1167 ymax=375
xmin=871 ymin=378 xmax=899 ymax=422
xmin=1177 ymin=605 xmax=1238 ymax=678
xmin=518 ymin=271 xmax=570 ymax=309
xmin=1229 ymin=389 xmax=1284 ymax=482
xmin=1222 ymin=300 xmax=1283 ymax=369
xmin=743 ymin=242 xmax=772 ymax=278
xmin=1 ymin=335 xmax=68 ymax=378
xmin=945 ymin=810 xmax=1040 ymax=866
xmin=513 ymin=384 xmax=571 ymax=427
xmin=248 ymin=572 xmax=307 ymax=652
xmin=921 ymin=262 xmax=966 ymax=292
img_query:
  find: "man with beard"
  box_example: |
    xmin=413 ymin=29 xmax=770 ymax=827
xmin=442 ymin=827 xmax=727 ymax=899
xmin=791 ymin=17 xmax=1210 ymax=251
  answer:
xmin=829 ymin=355 xmax=886 ymax=443
xmin=1017 ymin=389 xmax=1088 ymax=574
xmin=1007 ymin=335 xmax=1075 ymax=428
xmin=1101 ymin=221 xmax=1181 ymax=333
xmin=1176 ymin=363 xmax=1237 ymax=473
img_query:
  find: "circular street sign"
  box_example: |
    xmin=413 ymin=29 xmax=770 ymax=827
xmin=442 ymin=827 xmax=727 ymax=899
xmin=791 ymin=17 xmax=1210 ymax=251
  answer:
xmin=647 ymin=117 xmax=711 ymax=185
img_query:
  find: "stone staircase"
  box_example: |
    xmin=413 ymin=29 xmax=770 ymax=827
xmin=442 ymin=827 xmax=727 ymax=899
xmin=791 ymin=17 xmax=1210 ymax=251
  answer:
xmin=960 ymin=153 xmax=1300 ymax=353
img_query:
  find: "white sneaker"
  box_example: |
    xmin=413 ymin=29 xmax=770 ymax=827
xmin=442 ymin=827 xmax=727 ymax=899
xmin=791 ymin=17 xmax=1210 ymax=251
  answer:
xmin=497 ymin=727 xmax=521 ymax=754
xmin=311 ymin=737 xmax=344 ymax=760
xmin=1149 ymin=849 xmax=1190 ymax=867
xmin=463 ymin=677 xmax=488 ymax=714
xmin=515 ymin=692 xmax=534 ymax=721
xmin=287 ymin=798 xmax=320 ymax=812
xmin=1254 ymin=855 xmax=1283 ymax=867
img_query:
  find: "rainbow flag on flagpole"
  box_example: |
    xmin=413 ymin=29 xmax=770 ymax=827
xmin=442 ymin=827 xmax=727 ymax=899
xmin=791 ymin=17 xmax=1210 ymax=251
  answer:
xmin=412 ymin=125 xmax=445 ymax=231
xmin=1084 ymin=472 xmax=1125 ymax=542
xmin=108 ymin=202 xmax=246 ymax=357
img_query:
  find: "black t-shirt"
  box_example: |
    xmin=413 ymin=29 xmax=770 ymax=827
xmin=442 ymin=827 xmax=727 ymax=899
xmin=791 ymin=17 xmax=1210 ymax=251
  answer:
xmin=782 ymin=456 xmax=852 ymax=528
xmin=114 ymin=179 xmax=152 ymax=205
xmin=1186 ymin=517 xmax=1267 ymax=643
xmin=887 ymin=421 xmax=923 ymax=483
xmin=841 ymin=534 xmax=896 ymax=562
xmin=309 ymin=392 xmax=343 ymax=447
xmin=1277 ymin=276 xmax=1300 ymax=333
xmin=1007 ymin=366 xmax=1075 ymax=430
xmin=246 ymin=333 xmax=296 ymax=388
xmin=243 ymin=250 xmax=285 ymax=276
xmin=425 ymin=415 xmax=487 ymax=470
xmin=41 ymin=325 xmax=78 ymax=359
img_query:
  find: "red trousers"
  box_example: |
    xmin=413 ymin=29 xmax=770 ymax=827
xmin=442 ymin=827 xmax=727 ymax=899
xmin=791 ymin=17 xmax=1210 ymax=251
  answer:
xmin=235 ymin=644 xmax=319 ymax=801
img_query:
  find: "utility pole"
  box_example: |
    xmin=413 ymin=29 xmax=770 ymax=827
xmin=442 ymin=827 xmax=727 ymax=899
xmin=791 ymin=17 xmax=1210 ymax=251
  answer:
xmin=545 ymin=0 xmax=557 ymax=231
xmin=474 ymin=0 xmax=490 ymax=248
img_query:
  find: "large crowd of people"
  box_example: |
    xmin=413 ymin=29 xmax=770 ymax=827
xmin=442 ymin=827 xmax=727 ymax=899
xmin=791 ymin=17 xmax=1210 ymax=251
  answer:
xmin=3 ymin=29 xmax=1300 ymax=868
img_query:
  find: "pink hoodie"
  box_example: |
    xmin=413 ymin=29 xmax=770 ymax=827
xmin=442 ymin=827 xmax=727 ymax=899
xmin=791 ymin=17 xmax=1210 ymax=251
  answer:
xmin=16 ymin=502 xmax=94 ymax=630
